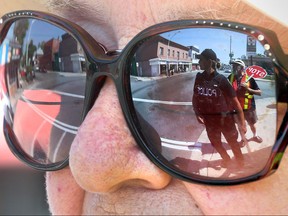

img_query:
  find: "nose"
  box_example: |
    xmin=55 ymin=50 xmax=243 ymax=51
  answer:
xmin=69 ymin=78 xmax=172 ymax=192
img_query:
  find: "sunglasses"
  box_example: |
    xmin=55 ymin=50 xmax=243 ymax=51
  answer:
xmin=0 ymin=11 xmax=287 ymax=185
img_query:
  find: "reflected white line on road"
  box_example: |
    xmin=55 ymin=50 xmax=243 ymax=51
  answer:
xmin=133 ymin=98 xmax=192 ymax=105
xmin=50 ymin=90 xmax=84 ymax=99
xmin=23 ymin=90 xmax=198 ymax=149
xmin=31 ymin=120 xmax=47 ymax=157
xmin=161 ymin=137 xmax=202 ymax=151
xmin=161 ymin=142 xmax=202 ymax=151
xmin=21 ymin=95 xmax=78 ymax=134
xmin=161 ymin=142 xmax=191 ymax=150
xmin=161 ymin=137 xmax=195 ymax=145
xmin=23 ymin=93 xmax=197 ymax=150
xmin=53 ymin=132 xmax=66 ymax=162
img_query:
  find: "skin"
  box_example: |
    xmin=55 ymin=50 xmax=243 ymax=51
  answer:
xmin=1 ymin=0 xmax=288 ymax=215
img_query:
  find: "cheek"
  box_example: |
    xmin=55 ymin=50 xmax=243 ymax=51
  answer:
xmin=183 ymin=152 xmax=288 ymax=215
xmin=46 ymin=168 xmax=85 ymax=215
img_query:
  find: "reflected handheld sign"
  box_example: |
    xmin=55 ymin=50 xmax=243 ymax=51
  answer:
xmin=245 ymin=65 xmax=267 ymax=79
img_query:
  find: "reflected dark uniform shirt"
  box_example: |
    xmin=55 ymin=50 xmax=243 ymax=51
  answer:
xmin=193 ymin=71 xmax=236 ymax=116
xmin=192 ymin=71 xmax=241 ymax=157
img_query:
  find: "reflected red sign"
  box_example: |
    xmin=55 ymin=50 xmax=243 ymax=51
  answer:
xmin=245 ymin=65 xmax=267 ymax=79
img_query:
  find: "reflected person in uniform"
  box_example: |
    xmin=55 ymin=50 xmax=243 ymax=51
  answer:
xmin=192 ymin=49 xmax=246 ymax=163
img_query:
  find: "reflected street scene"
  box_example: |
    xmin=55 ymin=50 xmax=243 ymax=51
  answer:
xmin=0 ymin=18 xmax=86 ymax=164
xmin=130 ymin=28 xmax=276 ymax=180
xmin=1 ymin=18 xmax=278 ymax=181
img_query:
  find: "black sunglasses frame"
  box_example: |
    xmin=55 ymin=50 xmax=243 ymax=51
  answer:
xmin=0 ymin=10 xmax=287 ymax=185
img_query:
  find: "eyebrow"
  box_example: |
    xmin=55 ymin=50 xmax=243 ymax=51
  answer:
xmin=46 ymin=0 xmax=106 ymax=23
xmin=46 ymin=0 xmax=288 ymax=55
xmin=47 ymin=0 xmax=82 ymax=10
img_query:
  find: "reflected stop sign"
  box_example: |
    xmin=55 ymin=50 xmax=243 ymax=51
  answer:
xmin=245 ymin=65 xmax=267 ymax=80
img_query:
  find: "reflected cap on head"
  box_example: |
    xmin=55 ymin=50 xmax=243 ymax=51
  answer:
xmin=232 ymin=59 xmax=246 ymax=68
xmin=196 ymin=49 xmax=217 ymax=61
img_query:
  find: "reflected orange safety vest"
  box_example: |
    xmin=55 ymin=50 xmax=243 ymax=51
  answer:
xmin=229 ymin=73 xmax=253 ymax=110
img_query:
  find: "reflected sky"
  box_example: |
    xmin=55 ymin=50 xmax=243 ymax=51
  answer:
xmin=6 ymin=19 xmax=66 ymax=53
xmin=27 ymin=20 xmax=66 ymax=43
xmin=161 ymin=28 xmax=265 ymax=64
xmin=4 ymin=19 xmax=267 ymax=65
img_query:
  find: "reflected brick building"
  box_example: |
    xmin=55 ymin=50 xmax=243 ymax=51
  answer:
xmin=58 ymin=33 xmax=86 ymax=73
xmin=39 ymin=33 xmax=85 ymax=73
xmin=40 ymin=38 xmax=60 ymax=71
xmin=134 ymin=35 xmax=195 ymax=77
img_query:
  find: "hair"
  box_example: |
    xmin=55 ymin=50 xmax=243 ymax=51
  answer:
xmin=45 ymin=0 xmax=106 ymax=23
xmin=211 ymin=59 xmax=221 ymax=70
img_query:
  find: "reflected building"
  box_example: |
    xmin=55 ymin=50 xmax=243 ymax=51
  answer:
xmin=58 ymin=33 xmax=86 ymax=73
xmin=33 ymin=47 xmax=43 ymax=71
xmin=134 ymin=35 xmax=193 ymax=77
xmin=38 ymin=33 xmax=86 ymax=73
xmin=40 ymin=38 xmax=60 ymax=72
xmin=241 ymin=35 xmax=274 ymax=73
xmin=187 ymin=46 xmax=200 ymax=70
xmin=243 ymin=55 xmax=274 ymax=71
xmin=0 ymin=38 xmax=21 ymax=99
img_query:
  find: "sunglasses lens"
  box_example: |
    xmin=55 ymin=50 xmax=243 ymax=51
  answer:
xmin=130 ymin=28 xmax=277 ymax=181
xmin=1 ymin=18 xmax=87 ymax=165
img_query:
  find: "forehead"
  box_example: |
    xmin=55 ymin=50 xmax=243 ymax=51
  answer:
xmin=46 ymin=0 xmax=288 ymax=53
xmin=45 ymin=0 xmax=239 ymax=49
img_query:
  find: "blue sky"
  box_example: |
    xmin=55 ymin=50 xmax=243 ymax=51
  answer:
xmin=26 ymin=19 xmax=66 ymax=47
xmin=161 ymin=28 xmax=265 ymax=64
xmin=5 ymin=19 xmax=66 ymax=46
xmin=4 ymin=19 xmax=266 ymax=65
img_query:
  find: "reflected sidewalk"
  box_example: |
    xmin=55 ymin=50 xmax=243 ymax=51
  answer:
xmin=196 ymin=97 xmax=277 ymax=154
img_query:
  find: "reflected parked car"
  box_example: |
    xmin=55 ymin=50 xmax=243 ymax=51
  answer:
xmin=266 ymin=69 xmax=274 ymax=75
xmin=224 ymin=69 xmax=231 ymax=73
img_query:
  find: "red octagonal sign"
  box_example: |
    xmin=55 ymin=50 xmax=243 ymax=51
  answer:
xmin=245 ymin=65 xmax=267 ymax=79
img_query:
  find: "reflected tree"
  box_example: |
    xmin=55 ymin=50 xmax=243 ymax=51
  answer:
xmin=28 ymin=39 xmax=37 ymax=65
xmin=13 ymin=19 xmax=29 ymax=46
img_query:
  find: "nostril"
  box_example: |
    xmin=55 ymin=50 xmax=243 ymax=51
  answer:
xmin=69 ymin=132 xmax=171 ymax=193
xmin=68 ymin=77 xmax=171 ymax=193
xmin=70 ymin=146 xmax=171 ymax=193
xmin=116 ymin=177 xmax=170 ymax=192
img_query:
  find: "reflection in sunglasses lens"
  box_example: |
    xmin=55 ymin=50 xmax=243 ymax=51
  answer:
xmin=1 ymin=19 xmax=278 ymax=179
xmin=2 ymin=19 xmax=87 ymax=165
xmin=130 ymin=28 xmax=276 ymax=181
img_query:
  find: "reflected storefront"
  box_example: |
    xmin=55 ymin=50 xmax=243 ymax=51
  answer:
xmin=134 ymin=35 xmax=194 ymax=77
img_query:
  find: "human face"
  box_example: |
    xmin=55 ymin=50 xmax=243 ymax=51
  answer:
xmin=44 ymin=0 xmax=288 ymax=215
xmin=232 ymin=64 xmax=243 ymax=75
xmin=198 ymin=57 xmax=212 ymax=72
xmin=2 ymin=0 xmax=288 ymax=215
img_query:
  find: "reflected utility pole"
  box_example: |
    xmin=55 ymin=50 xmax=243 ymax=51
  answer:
xmin=166 ymin=31 xmax=180 ymax=76
xmin=229 ymin=35 xmax=234 ymax=64
xmin=26 ymin=19 xmax=36 ymax=66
